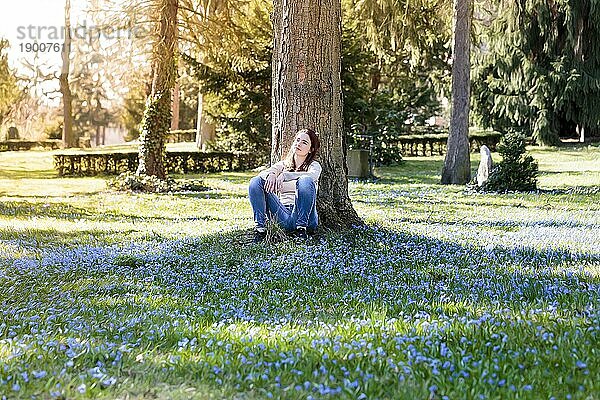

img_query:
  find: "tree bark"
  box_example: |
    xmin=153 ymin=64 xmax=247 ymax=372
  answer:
xmin=272 ymin=0 xmax=362 ymax=229
xmin=60 ymin=0 xmax=76 ymax=148
xmin=441 ymin=0 xmax=472 ymax=185
xmin=137 ymin=0 xmax=178 ymax=179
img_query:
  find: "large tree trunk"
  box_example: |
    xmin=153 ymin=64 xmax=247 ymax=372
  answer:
xmin=137 ymin=0 xmax=178 ymax=179
xmin=441 ymin=0 xmax=472 ymax=185
xmin=60 ymin=0 xmax=76 ymax=148
xmin=272 ymin=0 xmax=361 ymax=229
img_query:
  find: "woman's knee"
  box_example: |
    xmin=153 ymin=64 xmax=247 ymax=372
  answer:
xmin=249 ymin=175 xmax=265 ymax=191
xmin=296 ymin=176 xmax=315 ymax=192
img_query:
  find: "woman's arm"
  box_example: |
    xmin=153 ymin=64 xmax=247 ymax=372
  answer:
xmin=282 ymin=161 xmax=322 ymax=182
xmin=258 ymin=161 xmax=286 ymax=179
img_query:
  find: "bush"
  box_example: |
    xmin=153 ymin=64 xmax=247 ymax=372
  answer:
xmin=44 ymin=118 xmax=63 ymax=140
xmin=108 ymin=172 xmax=208 ymax=193
xmin=484 ymin=131 xmax=538 ymax=192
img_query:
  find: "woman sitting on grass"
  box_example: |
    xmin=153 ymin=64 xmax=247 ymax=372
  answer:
xmin=248 ymin=128 xmax=321 ymax=242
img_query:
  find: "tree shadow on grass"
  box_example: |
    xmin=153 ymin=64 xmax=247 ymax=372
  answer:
xmin=0 ymin=199 xmax=228 ymax=223
xmin=0 ymin=191 xmax=108 ymax=198
xmin=0 ymin=200 xmax=99 ymax=219
xmin=374 ymin=157 xmax=485 ymax=186
xmin=388 ymin=202 xmax=600 ymax=231
xmin=0 ymin=169 xmax=58 ymax=180
xmin=178 ymin=171 xmax=255 ymax=185
xmin=3 ymin=223 xmax=598 ymax=316
xmin=172 ymin=191 xmax=247 ymax=200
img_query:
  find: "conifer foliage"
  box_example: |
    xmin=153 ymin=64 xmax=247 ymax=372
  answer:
xmin=484 ymin=131 xmax=538 ymax=192
xmin=473 ymin=0 xmax=600 ymax=146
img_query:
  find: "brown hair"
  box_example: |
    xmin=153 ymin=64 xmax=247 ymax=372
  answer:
xmin=283 ymin=128 xmax=320 ymax=171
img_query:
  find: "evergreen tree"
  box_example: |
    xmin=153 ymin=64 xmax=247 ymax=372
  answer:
xmin=181 ymin=0 xmax=272 ymax=155
xmin=473 ymin=0 xmax=600 ymax=145
xmin=182 ymin=0 xmax=452 ymax=161
xmin=484 ymin=131 xmax=538 ymax=192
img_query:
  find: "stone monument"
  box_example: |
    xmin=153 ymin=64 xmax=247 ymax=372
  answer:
xmin=477 ymin=145 xmax=493 ymax=186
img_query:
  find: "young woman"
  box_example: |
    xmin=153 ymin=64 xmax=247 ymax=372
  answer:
xmin=248 ymin=128 xmax=321 ymax=242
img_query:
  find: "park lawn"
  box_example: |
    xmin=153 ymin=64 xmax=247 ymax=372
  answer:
xmin=0 ymin=145 xmax=599 ymax=399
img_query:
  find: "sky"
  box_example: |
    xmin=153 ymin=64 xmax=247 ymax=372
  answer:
xmin=0 ymin=0 xmax=70 ymax=74
xmin=1 ymin=0 xmax=137 ymax=106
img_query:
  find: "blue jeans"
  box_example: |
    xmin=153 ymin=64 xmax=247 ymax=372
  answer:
xmin=248 ymin=175 xmax=318 ymax=231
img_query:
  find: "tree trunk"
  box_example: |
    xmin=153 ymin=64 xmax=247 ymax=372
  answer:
xmin=171 ymin=81 xmax=180 ymax=131
xmin=272 ymin=0 xmax=361 ymax=229
xmin=189 ymin=0 xmax=222 ymax=151
xmin=575 ymin=4 xmax=585 ymax=144
xmin=370 ymin=65 xmax=381 ymax=92
xmin=195 ymin=88 xmax=202 ymax=149
xmin=441 ymin=0 xmax=472 ymax=185
xmin=137 ymin=0 xmax=178 ymax=179
xmin=195 ymin=90 xmax=216 ymax=150
xmin=60 ymin=0 xmax=76 ymax=148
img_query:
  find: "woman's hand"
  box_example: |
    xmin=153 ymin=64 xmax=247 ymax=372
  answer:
xmin=275 ymin=173 xmax=285 ymax=192
xmin=265 ymin=172 xmax=277 ymax=193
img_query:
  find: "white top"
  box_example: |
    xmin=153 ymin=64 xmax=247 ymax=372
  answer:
xmin=258 ymin=160 xmax=322 ymax=206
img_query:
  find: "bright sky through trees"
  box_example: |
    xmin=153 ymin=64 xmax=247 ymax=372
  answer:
xmin=0 ymin=0 xmax=66 ymax=72
xmin=0 ymin=0 xmax=135 ymax=105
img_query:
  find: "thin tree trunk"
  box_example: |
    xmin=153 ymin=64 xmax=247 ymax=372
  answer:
xmin=195 ymin=89 xmax=216 ymax=150
xmin=191 ymin=0 xmax=222 ymax=150
xmin=272 ymin=0 xmax=362 ymax=229
xmin=196 ymin=88 xmax=203 ymax=148
xmin=137 ymin=0 xmax=178 ymax=179
xmin=60 ymin=0 xmax=76 ymax=148
xmin=575 ymin=3 xmax=586 ymax=144
xmin=171 ymin=81 xmax=180 ymax=131
xmin=370 ymin=65 xmax=381 ymax=92
xmin=441 ymin=0 xmax=472 ymax=185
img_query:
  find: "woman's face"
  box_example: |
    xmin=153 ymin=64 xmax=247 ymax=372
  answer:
xmin=294 ymin=132 xmax=312 ymax=158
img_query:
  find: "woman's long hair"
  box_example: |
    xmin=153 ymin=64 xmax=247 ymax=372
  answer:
xmin=283 ymin=128 xmax=320 ymax=171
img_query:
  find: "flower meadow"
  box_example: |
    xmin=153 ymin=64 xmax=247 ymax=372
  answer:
xmin=0 ymin=148 xmax=599 ymax=399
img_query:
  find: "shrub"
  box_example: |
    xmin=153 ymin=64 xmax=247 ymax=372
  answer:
xmin=43 ymin=118 xmax=63 ymax=140
xmin=484 ymin=131 xmax=538 ymax=192
xmin=108 ymin=172 xmax=208 ymax=193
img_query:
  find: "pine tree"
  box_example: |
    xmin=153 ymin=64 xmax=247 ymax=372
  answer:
xmin=484 ymin=131 xmax=538 ymax=192
xmin=473 ymin=0 xmax=600 ymax=146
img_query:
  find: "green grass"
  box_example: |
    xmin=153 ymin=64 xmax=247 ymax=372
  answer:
xmin=0 ymin=145 xmax=599 ymax=399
